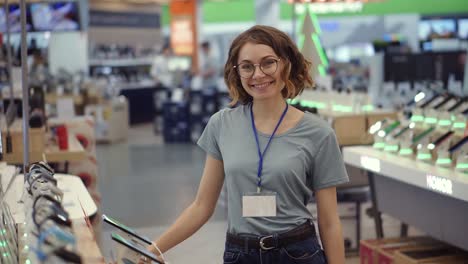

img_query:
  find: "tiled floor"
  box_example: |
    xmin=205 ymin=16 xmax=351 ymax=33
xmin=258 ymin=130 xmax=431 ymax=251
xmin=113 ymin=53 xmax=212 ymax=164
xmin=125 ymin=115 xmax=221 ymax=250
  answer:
xmin=96 ymin=124 xmax=421 ymax=263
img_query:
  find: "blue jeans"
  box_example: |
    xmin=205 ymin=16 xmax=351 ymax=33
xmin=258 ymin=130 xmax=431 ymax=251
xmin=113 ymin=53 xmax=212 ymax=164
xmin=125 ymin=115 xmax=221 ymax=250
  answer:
xmin=223 ymin=235 xmax=327 ymax=264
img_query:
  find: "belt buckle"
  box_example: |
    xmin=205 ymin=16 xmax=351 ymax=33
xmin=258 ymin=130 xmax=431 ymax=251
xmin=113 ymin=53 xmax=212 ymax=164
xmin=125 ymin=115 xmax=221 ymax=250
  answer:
xmin=259 ymin=235 xmax=275 ymax=250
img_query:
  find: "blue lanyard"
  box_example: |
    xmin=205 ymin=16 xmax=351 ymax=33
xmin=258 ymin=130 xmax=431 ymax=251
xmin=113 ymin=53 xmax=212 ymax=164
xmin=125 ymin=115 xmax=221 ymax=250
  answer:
xmin=250 ymin=102 xmax=289 ymax=193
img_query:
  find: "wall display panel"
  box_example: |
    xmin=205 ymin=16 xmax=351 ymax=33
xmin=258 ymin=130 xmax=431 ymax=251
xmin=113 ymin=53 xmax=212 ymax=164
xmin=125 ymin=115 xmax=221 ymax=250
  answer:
xmin=419 ymin=19 xmax=457 ymax=41
xmin=384 ymin=51 xmax=466 ymax=84
xmin=30 ymin=2 xmax=80 ymax=32
xmin=459 ymin=19 xmax=468 ymax=39
xmin=384 ymin=54 xmax=415 ymax=83
xmin=0 ymin=4 xmax=33 ymax=33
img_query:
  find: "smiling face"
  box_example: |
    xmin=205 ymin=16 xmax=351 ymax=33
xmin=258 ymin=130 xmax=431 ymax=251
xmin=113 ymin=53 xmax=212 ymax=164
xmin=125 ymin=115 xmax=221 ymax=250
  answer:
xmin=237 ymin=42 xmax=285 ymax=102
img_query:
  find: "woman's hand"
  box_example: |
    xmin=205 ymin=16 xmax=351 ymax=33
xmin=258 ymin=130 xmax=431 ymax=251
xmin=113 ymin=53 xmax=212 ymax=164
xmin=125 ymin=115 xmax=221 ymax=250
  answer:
xmin=137 ymin=253 xmax=164 ymax=264
xmin=137 ymin=243 xmax=165 ymax=264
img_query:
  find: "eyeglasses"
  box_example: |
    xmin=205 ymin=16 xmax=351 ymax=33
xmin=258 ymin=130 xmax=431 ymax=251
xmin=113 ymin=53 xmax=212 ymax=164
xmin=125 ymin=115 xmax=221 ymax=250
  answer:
xmin=234 ymin=58 xmax=281 ymax=79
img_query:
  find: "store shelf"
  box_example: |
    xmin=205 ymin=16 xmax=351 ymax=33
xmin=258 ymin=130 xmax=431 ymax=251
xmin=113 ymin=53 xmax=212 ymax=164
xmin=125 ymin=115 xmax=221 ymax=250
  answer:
xmin=1 ymin=172 xmax=98 ymax=224
xmin=89 ymin=57 xmax=154 ymax=67
xmin=343 ymin=146 xmax=468 ymax=202
xmin=343 ymin=146 xmax=468 ymax=251
xmin=2 ymin=133 xmax=87 ymax=164
xmin=45 ymin=94 xmax=84 ymax=105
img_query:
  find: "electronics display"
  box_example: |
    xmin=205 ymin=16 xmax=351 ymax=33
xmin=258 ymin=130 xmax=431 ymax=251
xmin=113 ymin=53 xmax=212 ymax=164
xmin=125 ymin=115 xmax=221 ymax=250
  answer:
xmin=0 ymin=4 xmax=33 ymax=33
xmin=412 ymin=127 xmax=435 ymax=145
xmin=391 ymin=125 xmax=411 ymax=139
xmin=103 ymin=214 xmax=152 ymax=245
xmin=327 ymin=43 xmax=375 ymax=63
xmin=384 ymin=54 xmax=415 ymax=83
xmin=0 ymin=2 xmax=79 ymax=33
xmin=446 ymin=99 xmax=464 ymax=112
xmin=458 ymin=19 xmax=468 ymax=39
xmin=30 ymin=2 xmax=80 ymax=32
xmin=111 ymin=233 xmax=162 ymax=264
xmin=433 ymin=96 xmax=454 ymax=110
xmin=385 ymin=51 xmax=466 ymax=84
xmin=430 ymin=131 xmax=454 ymax=149
xmin=449 ymin=135 xmax=468 ymax=153
xmin=419 ymin=19 xmax=457 ymax=41
xmin=419 ymin=94 xmax=443 ymax=109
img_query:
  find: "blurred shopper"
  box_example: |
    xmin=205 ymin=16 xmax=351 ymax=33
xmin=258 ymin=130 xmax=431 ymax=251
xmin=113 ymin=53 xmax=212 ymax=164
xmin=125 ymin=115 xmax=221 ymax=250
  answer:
xmin=140 ymin=25 xmax=348 ymax=264
xmin=151 ymin=45 xmax=174 ymax=90
xmin=199 ymin=41 xmax=220 ymax=91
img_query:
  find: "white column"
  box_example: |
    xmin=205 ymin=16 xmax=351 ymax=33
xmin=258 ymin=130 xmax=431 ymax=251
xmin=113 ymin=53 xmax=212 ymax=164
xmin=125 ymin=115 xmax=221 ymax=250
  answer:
xmin=255 ymin=0 xmax=280 ymax=27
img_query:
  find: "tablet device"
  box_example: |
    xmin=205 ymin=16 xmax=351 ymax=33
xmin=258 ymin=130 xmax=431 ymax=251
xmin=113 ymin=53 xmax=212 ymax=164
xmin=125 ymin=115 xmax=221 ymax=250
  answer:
xmin=433 ymin=96 xmax=453 ymax=110
xmin=103 ymin=214 xmax=152 ymax=245
xmin=446 ymin=99 xmax=464 ymax=112
xmin=419 ymin=94 xmax=441 ymax=108
xmin=111 ymin=233 xmax=161 ymax=264
xmin=449 ymin=136 xmax=468 ymax=153
xmin=392 ymin=125 xmax=410 ymax=139
xmin=412 ymin=127 xmax=435 ymax=144
xmin=461 ymin=107 xmax=468 ymax=116
xmin=383 ymin=120 xmax=401 ymax=134
xmin=430 ymin=131 xmax=454 ymax=148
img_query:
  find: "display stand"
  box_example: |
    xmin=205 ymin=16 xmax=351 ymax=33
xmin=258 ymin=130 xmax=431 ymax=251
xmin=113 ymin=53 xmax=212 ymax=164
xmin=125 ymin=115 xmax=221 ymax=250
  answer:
xmin=1 ymin=120 xmax=87 ymax=163
xmin=343 ymin=146 xmax=468 ymax=251
xmin=0 ymin=1 xmax=104 ymax=262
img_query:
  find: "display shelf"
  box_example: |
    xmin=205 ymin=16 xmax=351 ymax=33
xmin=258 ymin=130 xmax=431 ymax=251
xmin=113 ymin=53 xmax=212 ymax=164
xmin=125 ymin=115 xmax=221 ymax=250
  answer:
xmin=343 ymin=146 xmax=468 ymax=251
xmin=2 ymin=133 xmax=87 ymax=164
xmin=45 ymin=94 xmax=84 ymax=105
xmin=89 ymin=57 xmax=154 ymax=67
xmin=1 ymin=173 xmax=98 ymax=224
xmin=320 ymin=111 xmax=398 ymax=146
xmin=7 ymin=168 xmax=103 ymax=264
xmin=318 ymin=108 xmax=397 ymax=119
xmin=343 ymin=146 xmax=468 ymax=202
xmin=72 ymin=217 xmax=106 ymax=264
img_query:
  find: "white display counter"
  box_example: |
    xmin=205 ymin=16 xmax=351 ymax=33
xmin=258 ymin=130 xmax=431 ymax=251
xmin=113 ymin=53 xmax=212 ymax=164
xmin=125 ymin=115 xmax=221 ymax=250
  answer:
xmin=343 ymin=146 xmax=468 ymax=251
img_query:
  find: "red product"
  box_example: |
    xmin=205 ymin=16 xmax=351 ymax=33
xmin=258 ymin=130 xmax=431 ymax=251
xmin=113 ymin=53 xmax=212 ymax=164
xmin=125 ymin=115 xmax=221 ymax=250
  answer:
xmin=56 ymin=125 xmax=69 ymax=150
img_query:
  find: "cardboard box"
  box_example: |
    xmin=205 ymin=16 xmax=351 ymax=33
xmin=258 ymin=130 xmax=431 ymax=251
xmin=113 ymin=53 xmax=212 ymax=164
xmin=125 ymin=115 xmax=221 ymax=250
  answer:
xmin=1 ymin=120 xmax=46 ymax=163
xmin=85 ymin=97 xmax=128 ymax=143
xmin=360 ymin=237 xmax=435 ymax=264
xmin=332 ymin=115 xmax=369 ymax=146
xmin=394 ymin=246 xmax=468 ymax=264
xmin=377 ymin=238 xmax=441 ymax=264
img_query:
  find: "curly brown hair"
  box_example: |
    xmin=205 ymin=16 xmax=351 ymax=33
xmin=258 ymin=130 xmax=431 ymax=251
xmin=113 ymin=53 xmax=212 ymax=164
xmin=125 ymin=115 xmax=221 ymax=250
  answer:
xmin=224 ymin=25 xmax=314 ymax=106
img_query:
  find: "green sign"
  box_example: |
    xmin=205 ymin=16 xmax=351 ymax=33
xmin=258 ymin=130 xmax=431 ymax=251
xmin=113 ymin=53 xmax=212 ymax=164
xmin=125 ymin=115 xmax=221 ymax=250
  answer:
xmin=161 ymin=0 xmax=468 ymax=26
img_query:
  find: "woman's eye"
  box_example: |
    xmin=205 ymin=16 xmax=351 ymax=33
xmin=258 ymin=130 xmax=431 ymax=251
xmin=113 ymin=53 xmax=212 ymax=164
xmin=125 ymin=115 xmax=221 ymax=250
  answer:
xmin=241 ymin=64 xmax=254 ymax=71
xmin=262 ymin=60 xmax=275 ymax=67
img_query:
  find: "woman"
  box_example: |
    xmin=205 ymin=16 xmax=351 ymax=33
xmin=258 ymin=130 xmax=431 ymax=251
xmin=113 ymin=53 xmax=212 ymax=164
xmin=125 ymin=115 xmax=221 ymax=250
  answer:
xmin=141 ymin=25 xmax=348 ymax=264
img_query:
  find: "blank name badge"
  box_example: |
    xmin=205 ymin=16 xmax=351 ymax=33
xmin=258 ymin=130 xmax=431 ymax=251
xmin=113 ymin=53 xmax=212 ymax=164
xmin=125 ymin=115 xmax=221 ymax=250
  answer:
xmin=242 ymin=192 xmax=277 ymax=217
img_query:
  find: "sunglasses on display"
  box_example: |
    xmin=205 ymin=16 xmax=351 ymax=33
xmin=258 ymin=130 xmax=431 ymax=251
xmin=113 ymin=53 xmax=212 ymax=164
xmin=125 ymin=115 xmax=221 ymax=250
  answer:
xmin=234 ymin=58 xmax=280 ymax=79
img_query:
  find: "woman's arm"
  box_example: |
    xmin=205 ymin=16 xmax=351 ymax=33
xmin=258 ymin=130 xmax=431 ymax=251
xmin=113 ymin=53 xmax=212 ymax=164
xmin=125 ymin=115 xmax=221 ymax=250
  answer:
xmin=149 ymin=155 xmax=225 ymax=257
xmin=316 ymin=186 xmax=345 ymax=264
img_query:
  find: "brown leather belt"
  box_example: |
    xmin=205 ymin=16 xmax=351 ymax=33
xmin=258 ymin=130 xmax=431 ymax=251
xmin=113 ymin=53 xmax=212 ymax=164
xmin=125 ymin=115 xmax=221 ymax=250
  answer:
xmin=226 ymin=221 xmax=317 ymax=251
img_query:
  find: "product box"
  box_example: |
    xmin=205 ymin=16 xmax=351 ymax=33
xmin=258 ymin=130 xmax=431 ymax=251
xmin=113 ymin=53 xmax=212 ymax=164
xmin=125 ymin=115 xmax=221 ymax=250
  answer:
xmin=360 ymin=237 xmax=435 ymax=264
xmin=1 ymin=120 xmax=46 ymax=163
xmin=376 ymin=238 xmax=441 ymax=264
xmin=332 ymin=114 xmax=368 ymax=146
xmin=394 ymin=246 xmax=468 ymax=264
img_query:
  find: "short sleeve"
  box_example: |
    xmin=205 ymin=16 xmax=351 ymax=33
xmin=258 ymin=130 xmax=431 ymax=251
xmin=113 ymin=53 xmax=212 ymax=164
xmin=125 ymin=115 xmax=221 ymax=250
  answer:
xmin=197 ymin=112 xmax=223 ymax=160
xmin=310 ymin=130 xmax=349 ymax=190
